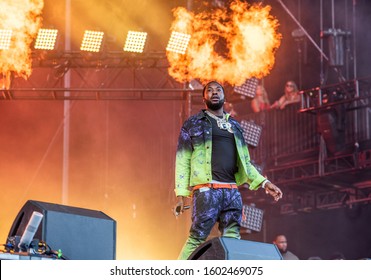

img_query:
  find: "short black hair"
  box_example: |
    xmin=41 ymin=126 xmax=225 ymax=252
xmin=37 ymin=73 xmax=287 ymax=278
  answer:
xmin=202 ymin=81 xmax=224 ymax=97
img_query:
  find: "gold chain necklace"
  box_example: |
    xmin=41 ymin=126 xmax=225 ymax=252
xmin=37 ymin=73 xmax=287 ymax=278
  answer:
xmin=205 ymin=110 xmax=233 ymax=133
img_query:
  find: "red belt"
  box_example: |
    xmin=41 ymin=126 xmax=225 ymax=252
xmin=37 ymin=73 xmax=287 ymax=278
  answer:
xmin=192 ymin=183 xmax=237 ymax=192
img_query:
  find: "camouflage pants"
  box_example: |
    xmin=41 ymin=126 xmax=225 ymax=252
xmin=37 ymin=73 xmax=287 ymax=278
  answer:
xmin=177 ymin=187 xmax=242 ymax=260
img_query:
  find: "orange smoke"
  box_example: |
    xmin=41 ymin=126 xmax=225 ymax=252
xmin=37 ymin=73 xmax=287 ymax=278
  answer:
xmin=0 ymin=0 xmax=44 ymax=79
xmin=167 ymin=0 xmax=282 ymax=86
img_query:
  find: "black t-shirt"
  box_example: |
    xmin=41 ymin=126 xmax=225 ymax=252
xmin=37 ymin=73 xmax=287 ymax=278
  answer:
xmin=206 ymin=115 xmax=237 ymax=182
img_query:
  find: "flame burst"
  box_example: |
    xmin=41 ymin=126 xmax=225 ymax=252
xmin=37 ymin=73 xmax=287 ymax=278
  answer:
xmin=167 ymin=1 xmax=282 ymax=86
xmin=0 ymin=0 xmax=44 ymax=79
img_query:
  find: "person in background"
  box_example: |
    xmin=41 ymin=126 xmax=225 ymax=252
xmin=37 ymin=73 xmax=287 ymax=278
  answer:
xmin=173 ymin=81 xmax=283 ymax=260
xmin=273 ymin=234 xmax=299 ymax=260
xmin=251 ymin=84 xmax=270 ymax=113
xmin=271 ymin=80 xmax=300 ymax=109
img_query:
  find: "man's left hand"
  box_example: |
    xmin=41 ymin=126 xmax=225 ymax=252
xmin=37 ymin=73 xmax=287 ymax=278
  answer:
xmin=265 ymin=182 xmax=283 ymax=201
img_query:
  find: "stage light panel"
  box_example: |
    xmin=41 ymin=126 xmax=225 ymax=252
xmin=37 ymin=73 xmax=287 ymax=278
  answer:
xmin=241 ymin=120 xmax=262 ymax=148
xmin=234 ymin=77 xmax=259 ymax=99
xmin=166 ymin=31 xmax=191 ymax=54
xmin=80 ymin=30 xmax=104 ymax=52
xmin=123 ymin=31 xmax=147 ymax=53
xmin=0 ymin=29 xmax=12 ymax=50
xmin=241 ymin=204 xmax=264 ymax=232
xmin=34 ymin=29 xmax=58 ymax=50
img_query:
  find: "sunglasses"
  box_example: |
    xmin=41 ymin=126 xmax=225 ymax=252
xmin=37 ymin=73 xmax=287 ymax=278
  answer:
xmin=286 ymin=84 xmax=295 ymax=87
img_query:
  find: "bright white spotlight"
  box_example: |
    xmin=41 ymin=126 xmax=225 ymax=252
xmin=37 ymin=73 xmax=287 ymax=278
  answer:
xmin=34 ymin=28 xmax=58 ymax=50
xmin=0 ymin=29 xmax=13 ymax=50
xmin=80 ymin=30 xmax=104 ymax=52
xmin=123 ymin=31 xmax=147 ymax=53
xmin=166 ymin=31 xmax=191 ymax=54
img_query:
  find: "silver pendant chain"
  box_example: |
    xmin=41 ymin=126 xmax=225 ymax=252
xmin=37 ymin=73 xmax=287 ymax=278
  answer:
xmin=205 ymin=110 xmax=233 ymax=133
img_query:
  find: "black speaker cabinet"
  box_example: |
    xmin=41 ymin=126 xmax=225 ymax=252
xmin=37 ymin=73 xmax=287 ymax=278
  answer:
xmin=8 ymin=200 xmax=116 ymax=260
xmin=188 ymin=237 xmax=282 ymax=260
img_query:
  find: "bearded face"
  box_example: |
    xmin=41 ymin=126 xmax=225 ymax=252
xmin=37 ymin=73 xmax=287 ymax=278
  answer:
xmin=274 ymin=235 xmax=288 ymax=254
xmin=204 ymin=98 xmax=225 ymax=110
xmin=203 ymin=81 xmax=225 ymax=111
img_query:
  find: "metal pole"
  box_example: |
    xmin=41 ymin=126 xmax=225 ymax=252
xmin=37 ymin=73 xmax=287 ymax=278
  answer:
xmin=331 ymin=0 xmax=335 ymax=29
xmin=352 ymin=0 xmax=357 ymax=80
xmin=298 ymin=0 xmax=302 ymax=88
xmin=186 ymin=0 xmax=194 ymax=119
xmin=320 ymin=0 xmax=324 ymax=85
xmin=62 ymin=0 xmax=71 ymax=204
xmin=344 ymin=0 xmax=350 ymax=80
xmin=276 ymin=0 xmax=329 ymax=62
xmin=352 ymin=0 xmax=359 ymax=150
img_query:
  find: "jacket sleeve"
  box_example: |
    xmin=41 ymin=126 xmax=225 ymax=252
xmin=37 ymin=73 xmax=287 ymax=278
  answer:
xmin=234 ymin=120 xmax=266 ymax=190
xmin=174 ymin=126 xmax=193 ymax=197
xmin=244 ymin=150 xmax=266 ymax=190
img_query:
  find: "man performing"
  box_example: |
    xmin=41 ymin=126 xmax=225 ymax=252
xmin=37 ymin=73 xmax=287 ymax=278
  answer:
xmin=173 ymin=81 xmax=283 ymax=260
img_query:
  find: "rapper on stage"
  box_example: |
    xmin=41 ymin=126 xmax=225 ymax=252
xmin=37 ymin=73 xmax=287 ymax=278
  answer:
xmin=173 ymin=81 xmax=283 ymax=260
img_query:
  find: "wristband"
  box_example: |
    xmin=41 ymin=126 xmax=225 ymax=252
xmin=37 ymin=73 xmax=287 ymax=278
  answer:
xmin=261 ymin=180 xmax=270 ymax=189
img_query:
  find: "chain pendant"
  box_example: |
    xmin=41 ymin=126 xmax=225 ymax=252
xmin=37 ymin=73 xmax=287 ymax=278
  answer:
xmin=206 ymin=110 xmax=233 ymax=133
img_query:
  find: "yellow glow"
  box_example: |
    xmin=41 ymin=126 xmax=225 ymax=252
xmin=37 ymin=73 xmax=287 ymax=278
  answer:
xmin=0 ymin=99 xmax=187 ymax=260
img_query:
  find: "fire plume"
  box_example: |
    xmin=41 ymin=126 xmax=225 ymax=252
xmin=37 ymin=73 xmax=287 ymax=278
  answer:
xmin=167 ymin=1 xmax=282 ymax=86
xmin=0 ymin=0 xmax=44 ymax=79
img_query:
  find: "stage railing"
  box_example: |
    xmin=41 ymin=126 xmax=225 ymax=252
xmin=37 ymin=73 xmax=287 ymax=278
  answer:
xmin=242 ymin=95 xmax=371 ymax=172
xmin=244 ymin=103 xmax=319 ymax=168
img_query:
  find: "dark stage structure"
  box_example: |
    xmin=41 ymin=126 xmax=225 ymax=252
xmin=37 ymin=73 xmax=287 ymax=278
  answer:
xmin=1 ymin=0 xmax=371 ymax=260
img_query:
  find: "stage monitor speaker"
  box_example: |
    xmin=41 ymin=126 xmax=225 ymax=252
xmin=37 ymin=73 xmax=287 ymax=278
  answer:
xmin=8 ymin=200 xmax=116 ymax=260
xmin=188 ymin=237 xmax=282 ymax=260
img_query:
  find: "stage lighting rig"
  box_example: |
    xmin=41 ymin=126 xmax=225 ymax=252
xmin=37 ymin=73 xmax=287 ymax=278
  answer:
xmin=123 ymin=31 xmax=147 ymax=53
xmin=166 ymin=31 xmax=191 ymax=54
xmin=234 ymin=78 xmax=259 ymax=99
xmin=34 ymin=29 xmax=59 ymax=50
xmin=241 ymin=204 xmax=264 ymax=232
xmin=241 ymin=120 xmax=262 ymax=148
xmin=0 ymin=29 xmax=12 ymax=50
xmin=80 ymin=30 xmax=104 ymax=53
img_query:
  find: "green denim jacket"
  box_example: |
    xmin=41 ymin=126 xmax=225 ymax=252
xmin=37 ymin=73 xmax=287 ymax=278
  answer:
xmin=175 ymin=110 xmax=266 ymax=197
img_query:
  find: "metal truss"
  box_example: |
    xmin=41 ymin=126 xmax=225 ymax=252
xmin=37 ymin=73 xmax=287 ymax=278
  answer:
xmin=264 ymin=149 xmax=371 ymax=185
xmin=265 ymin=158 xmax=320 ymax=185
xmin=1 ymin=87 xmax=198 ymax=101
xmin=286 ymin=187 xmax=371 ymax=214
xmin=241 ymin=180 xmax=371 ymax=215
xmin=1 ymin=51 xmax=204 ymax=101
xmin=242 ymin=146 xmax=371 ymax=215
xmin=31 ymin=50 xmax=170 ymax=69
xmin=300 ymin=77 xmax=371 ymax=112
